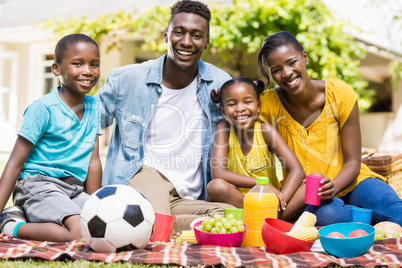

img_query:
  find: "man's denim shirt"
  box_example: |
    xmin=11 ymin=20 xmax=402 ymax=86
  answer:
xmin=95 ymin=54 xmax=231 ymax=200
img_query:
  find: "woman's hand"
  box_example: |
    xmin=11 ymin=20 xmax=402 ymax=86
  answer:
xmin=268 ymin=183 xmax=287 ymax=211
xmin=317 ymin=177 xmax=336 ymax=200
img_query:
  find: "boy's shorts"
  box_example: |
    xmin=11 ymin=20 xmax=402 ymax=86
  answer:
xmin=13 ymin=174 xmax=89 ymax=226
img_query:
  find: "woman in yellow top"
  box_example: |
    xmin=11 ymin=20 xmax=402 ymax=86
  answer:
xmin=257 ymin=30 xmax=402 ymax=226
xmin=207 ymin=77 xmax=305 ymax=220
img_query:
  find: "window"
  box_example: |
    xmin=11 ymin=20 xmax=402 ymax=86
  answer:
xmin=43 ymin=54 xmax=59 ymax=94
xmin=367 ymin=79 xmax=393 ymax=112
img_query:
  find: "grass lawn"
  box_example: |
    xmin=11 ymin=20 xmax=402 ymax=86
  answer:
xmin=0 ymin=156 xmax=190 ymax=268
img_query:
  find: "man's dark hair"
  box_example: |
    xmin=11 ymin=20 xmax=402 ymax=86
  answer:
xmin=54 ymin=33 xmax=98 ymax=64
xmin=170 ymin=0 xmax=211 ymax=31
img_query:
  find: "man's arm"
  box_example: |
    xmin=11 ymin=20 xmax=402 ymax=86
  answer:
xmin=95 ymin=71 xmax=119 ymax=129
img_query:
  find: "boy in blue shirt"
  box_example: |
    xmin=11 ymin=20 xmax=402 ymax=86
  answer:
xmin=0 ymin=34 xmax=102 ymax=241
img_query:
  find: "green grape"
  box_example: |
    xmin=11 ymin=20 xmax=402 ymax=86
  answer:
xmin=226 ymin=214 xmax=235 ymax=221
xmin=390 ymin=231 xmax=400 ymax=238
xmin=214 ymin=214 xmax=222 ymax=222
xmin=221 ymin=217 xmax=228 ymax=224
xmin=230 ymin=226 xmax=238 ymax=233
xmin=215 ymin=221 xmax=223 ymax=229
xmin=374 ymin=233 xmax=383 ymax=241
xmin=224 ymin=222 xmax=232 ymax=229
xmin=374 ymin=230 xmax=387 ymax=240
xmin=237 ymin=224 xmax=245 ymax=232
xmin=199 ymin=215 xmax=244 ymax=233
xmin=374 ymin=230 xmax=385 ymax=240
xmin=236 ymin=220 xmax=244 ymax=227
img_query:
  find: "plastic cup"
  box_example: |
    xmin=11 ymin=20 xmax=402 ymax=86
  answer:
xmin=224 ymin=208 xmax=244 ymax=221
xmin=150 ymin=213 xmax=176 ymax=242
xmin=305 ymin=175 xmax=323 ymax=205
xmin=350 ymin=207 xmax=372 ymax=224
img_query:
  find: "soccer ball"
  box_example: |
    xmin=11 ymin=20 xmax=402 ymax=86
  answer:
xmin=80 ymin=184 xmax=155 ymax=252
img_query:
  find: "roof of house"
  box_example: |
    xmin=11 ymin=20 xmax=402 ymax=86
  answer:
xmin=323 ymin=0 xmax=402 ymax=56
xmin=0 ymin=0 xmax=232 ymax=28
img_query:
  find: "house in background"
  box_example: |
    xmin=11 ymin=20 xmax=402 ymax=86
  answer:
xmin=0 ymin=0 xmax=401 ymax=152
xmin=323 ymin=0 xmax=402 ymax=152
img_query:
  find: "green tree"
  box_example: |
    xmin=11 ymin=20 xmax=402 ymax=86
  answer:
xmin=42 ymin=0 xmax=374 ymax=111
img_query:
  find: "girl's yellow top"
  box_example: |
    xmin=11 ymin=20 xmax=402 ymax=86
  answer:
xmin=227 ymin=121 xmax=280 ymax=195
xmin=259 ymin=78 xmax=385 ymax=197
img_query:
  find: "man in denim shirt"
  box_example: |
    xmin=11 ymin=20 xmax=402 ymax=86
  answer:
xmin=96 ymin=0 xmax=234 ymax=232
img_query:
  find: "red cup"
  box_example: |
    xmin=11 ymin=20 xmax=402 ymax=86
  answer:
xmin=304 ymin=175 xmax=323 ymax=205
xmin=150 ymin=213 xmax=176 ymax=242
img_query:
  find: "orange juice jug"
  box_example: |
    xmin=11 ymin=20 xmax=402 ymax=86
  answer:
xmin=242 ymin=176 xmax=279 ymax=247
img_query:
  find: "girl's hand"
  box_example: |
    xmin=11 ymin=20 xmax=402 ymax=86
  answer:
xmin=268 ymin=184 xmax=287 ymax=211
xmin=317 ymin=177 xmax=336 ymax=200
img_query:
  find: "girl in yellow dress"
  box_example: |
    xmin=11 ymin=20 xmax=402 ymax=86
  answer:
xmin=207 ymin=77 xmax=305 ymax=220
xmin=257 ymin=31 xmax=402 ymax=225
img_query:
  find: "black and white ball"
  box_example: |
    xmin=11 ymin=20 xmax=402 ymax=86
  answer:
xmin=80 ymin=185 xmax=155 ymax=252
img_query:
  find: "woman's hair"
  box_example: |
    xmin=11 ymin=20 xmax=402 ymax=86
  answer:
xmin=257 ymin=31 xmax=304 ymax=85
xmin=210 ymin=77 xmax=265 ymax=105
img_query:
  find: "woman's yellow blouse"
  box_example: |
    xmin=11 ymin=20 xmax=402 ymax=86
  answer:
xmin=260 ymin=78 xmax=385 ymax=197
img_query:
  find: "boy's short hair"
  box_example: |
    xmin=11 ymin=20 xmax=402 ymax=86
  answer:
xmin=54 ymin=34 xmax=98 ymax=64
xmin=170 ymin=0 xmax=211 ymax=31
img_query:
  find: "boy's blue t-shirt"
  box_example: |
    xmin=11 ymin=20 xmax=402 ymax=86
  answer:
xmin=18 ymin=88 xmax=103 ymax=183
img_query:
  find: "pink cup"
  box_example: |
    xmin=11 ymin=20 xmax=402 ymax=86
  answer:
xmin=150 ymin=213 xmax=176 ymax=242
xmin=304 ymin=175 xmax=323 ymax=205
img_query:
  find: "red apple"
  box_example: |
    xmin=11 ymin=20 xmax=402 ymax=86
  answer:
xmin=327 ymin=232 xmax=345 ymax=238
xmin=348 ymin=229 xmax=368 ymax=238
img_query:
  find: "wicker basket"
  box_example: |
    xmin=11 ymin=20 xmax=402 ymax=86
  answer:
xmin=362 ymin=151 xmax=402 ymax=197
xmin=387 ymin=171 xmax=402 ymax=197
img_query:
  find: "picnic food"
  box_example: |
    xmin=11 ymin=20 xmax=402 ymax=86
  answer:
xmin=327 ymin=232 xmax=346 ymax=238
xmin=196 ymin=214 xmax=245 ymax=234
xmin=348 ymin=229 xmax=369 ymax=238
xmin=289 ymin=211 xmax=317 ymax=232
xmin=285 ymin=211 xmax=318 ymax=241
xmin=181 ymin=229 xmax=197 ymax=243
xmin=285 ymin=226 xmax=319 ymax=241
xmin=374 ymin=221 xmax=402 ymax=239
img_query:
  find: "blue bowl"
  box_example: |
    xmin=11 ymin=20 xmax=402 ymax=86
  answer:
xmin=318 ymin=222 xmax=375 ymax=258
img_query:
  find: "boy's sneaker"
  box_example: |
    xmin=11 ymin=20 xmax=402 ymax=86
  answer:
xmin=0 ymin=206 xmax=26 ymax=232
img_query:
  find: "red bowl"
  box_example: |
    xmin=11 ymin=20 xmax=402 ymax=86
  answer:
xmin=262 ymin=218 xmax=315 ymax=254
xmin=193 ymin=221 xmax=247 ymax=247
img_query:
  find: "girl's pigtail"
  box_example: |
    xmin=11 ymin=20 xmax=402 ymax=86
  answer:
xmin=210 ymin=88 xmax=221 ymax=103
xmin=254 ymin=80 xmax=266 ymax=97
